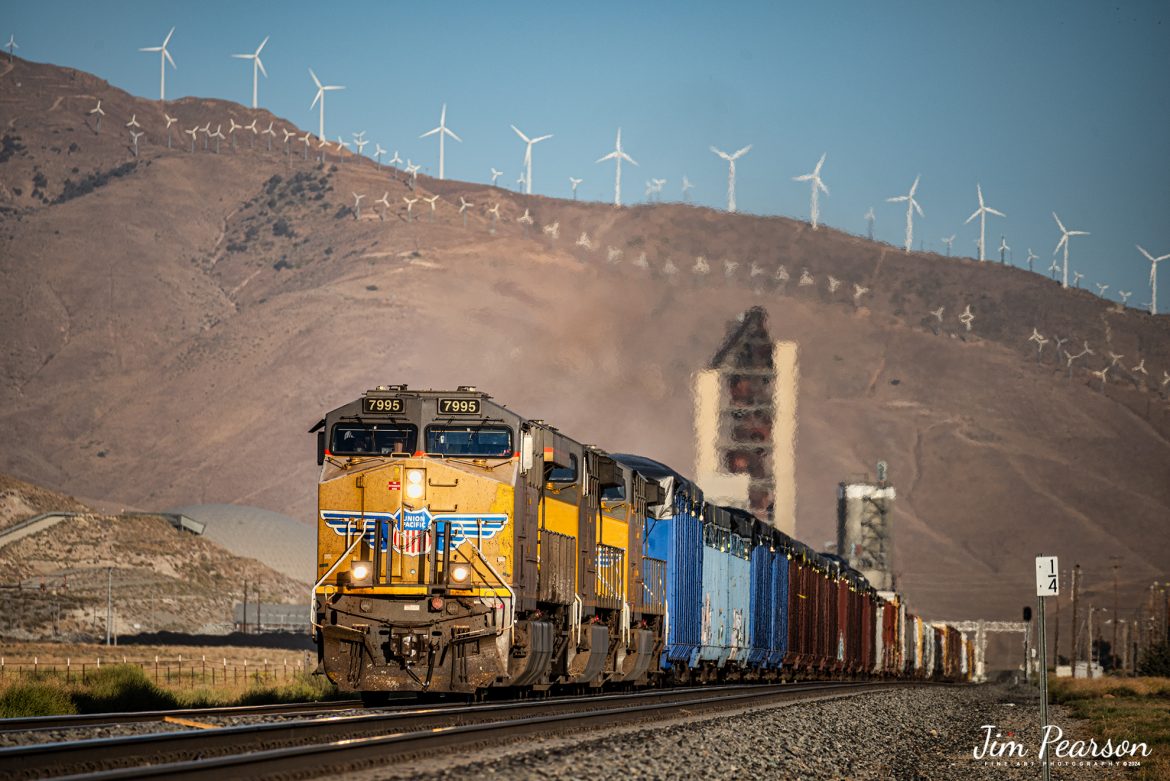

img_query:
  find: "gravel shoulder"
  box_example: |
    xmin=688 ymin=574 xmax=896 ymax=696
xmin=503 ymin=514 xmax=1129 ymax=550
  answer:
xmin=353 ymin=683 xmax=1131 ymax=781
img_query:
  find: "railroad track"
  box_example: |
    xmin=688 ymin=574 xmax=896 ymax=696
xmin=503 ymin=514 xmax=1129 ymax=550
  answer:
xmin=0 ymin=681 xmax=923 ymax=780
xmin=0 ymin=699 xmax=365 ymax=734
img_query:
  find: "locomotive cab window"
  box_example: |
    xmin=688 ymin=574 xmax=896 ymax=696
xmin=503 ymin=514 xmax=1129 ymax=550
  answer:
xmin=547 ymin=453 xmax=578 ymax=483
xmin=425 ymin=425 xmax=513 ymax=457
xmin=601 ymin=481 xmax=625 ymax=502
xmin=331 ymin=424 xmax=417 ymax=456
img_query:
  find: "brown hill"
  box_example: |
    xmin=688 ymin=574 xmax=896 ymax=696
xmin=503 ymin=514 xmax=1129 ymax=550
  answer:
xmin=1 ymin=55 xmax=1168 ymax=635
xmin=0 ymin=475 xmax=306 ymax=640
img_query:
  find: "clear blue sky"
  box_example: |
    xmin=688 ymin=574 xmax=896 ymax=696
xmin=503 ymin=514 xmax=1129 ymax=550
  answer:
xmin=8 ymin=1 xmax=1170 ymax=305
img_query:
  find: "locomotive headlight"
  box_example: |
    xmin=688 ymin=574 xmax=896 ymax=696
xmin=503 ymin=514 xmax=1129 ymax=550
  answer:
xmin=405 ymin=469 xmax=425 ymax=499
xmin=347 ymin=560 xmax=373 ymax=587
xmin=450 ymin=564 xmax=471 ymax=584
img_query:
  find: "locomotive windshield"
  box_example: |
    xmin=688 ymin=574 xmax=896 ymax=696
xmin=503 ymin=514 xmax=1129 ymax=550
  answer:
xmin=331 ymin=424 xmax=417 ymax=455
xmin=425 ymin=425 xmax=512 ymax=457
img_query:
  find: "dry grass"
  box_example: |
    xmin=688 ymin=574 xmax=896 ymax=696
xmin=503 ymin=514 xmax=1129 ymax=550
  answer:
xmin=0 ymin=641 xmax=310 ymax=666
xmin=1050 ymin=677 xmax=1170 ymax=781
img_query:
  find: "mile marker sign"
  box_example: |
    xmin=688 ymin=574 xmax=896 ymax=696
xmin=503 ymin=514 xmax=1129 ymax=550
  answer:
xmin=1036 ymin=556 xmax=1059 ymax=597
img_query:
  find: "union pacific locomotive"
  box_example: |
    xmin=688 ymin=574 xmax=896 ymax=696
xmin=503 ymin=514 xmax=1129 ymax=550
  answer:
xmin=310 ymin=386 xmax=971 ymax=702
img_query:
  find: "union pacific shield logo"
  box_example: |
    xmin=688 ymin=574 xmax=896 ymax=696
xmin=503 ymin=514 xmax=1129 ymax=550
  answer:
xmin=321 ymin=508 xmax=508 ymax=555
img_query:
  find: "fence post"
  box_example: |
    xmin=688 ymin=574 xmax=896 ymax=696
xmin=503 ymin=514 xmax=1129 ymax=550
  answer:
xmin=154 ymin=655 xmax=159 ymax=683
xmin=66 ymin=658 xmax=71 ymax=684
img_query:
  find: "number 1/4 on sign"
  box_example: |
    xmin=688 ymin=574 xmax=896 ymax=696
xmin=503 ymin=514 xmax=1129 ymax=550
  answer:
xmin=1036 ymin=556 xmax=1059 ymax=597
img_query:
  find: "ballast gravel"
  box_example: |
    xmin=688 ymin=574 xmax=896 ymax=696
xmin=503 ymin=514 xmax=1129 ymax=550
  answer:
xmin=355 ymin=684 xmax=1129 ymax=781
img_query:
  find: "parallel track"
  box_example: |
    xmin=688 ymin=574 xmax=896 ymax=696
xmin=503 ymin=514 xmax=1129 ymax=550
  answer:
xmin=0 ymin=699 xmax=364 ymax=734
xmin=0 ymin=681 xmax=927 ymax=780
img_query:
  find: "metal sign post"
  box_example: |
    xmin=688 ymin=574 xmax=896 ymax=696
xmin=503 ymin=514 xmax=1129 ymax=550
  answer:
xmin=1036 ymin=555 xmax=1059 ymax=781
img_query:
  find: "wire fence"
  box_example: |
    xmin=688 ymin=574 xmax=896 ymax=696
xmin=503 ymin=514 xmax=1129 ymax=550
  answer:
xmin=0 ymin=654 xmax=315 ymax=688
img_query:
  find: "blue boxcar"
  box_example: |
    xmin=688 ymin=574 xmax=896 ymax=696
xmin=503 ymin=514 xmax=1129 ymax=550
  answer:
xmin=613 ymin=454 xmax=704 ymax=669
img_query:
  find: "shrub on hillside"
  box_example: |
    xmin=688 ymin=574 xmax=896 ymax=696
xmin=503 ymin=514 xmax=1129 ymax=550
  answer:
xmin=71 ymin=665 xmax=178 ymax=713
xmin=0 ymin=682 xmax=76 ymax=717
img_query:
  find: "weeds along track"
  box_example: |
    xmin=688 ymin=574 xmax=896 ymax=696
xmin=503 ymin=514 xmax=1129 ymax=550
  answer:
xmin=0 ymin=682 xmax=942 ymax=780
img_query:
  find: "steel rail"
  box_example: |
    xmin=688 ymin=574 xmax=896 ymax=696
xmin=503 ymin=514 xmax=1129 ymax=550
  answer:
xmin=0 ymin=681 xmax=917 ymax=780
xmin=0 ymin=699 xmax=365 ymax=734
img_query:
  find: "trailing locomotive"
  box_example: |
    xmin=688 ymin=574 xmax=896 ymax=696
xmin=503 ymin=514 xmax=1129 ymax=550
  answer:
xmin=310 ymin=386 xmax=970 ymax=701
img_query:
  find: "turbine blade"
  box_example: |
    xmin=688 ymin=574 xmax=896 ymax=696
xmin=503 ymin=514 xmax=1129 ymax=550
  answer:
xmin=1052 ymin=212 xmax=1066 ymax=232
xmin=818 ymin=180 xmax=829 ymax=195
xmin=710 ymin=146 xmax=729 ymax=159
xmin=909 ymin=175 xmax=920 ymax=195
xmin=976 ymin=183 xmax=984 ymax=207
xmin=965 ymin=209 xmax=979 ymax=224
xmin=986 ymin=207 xmax=1005 ymax=218
xmin=420 ymin=127 xmax=440 ymax=138
xmin=164 ymin=49 xmax=176 ymax=68
xmin=256 ymin=35 xmax=269 ymax=55
xmin=511 ymin=125 xmax=529 ymax=143
xmin=445 ymin=128 xmax=463 ymax=142
xmin=163 ymin=27 xmax=174 ymax=47
xmin=887 ymin=196 xmax=908 ymax=203
xmin=309 ymin=68 xmax=322 ymax=89
xmin=231 ymin=53 xmax=251 ymax=59
xmin=623 ymin=153 xmax=638 ymax=166
xmin=311 ymin=91 xmax=321 ymax=109
xmin=913 ymin=200 xmax=924 ymax=217
xmin=140 ymin=46 xmax=161 ymax=52
xmin=532 ymin=134 xmax=553 ymax=143
xmin=1069 ymin=230 xmax=1089 ymax=237
xmin=814 ymin=152 xmax=826 ymax=173
xmin=256 ymin=57 xmax=267 ymax=77
xmin=793 ymin=173 xmax=812 ymax=182
xmin=597 ymin=152 xmax=617 ymax=163
xmin=734 ymin=145 xmax=752 ymax=158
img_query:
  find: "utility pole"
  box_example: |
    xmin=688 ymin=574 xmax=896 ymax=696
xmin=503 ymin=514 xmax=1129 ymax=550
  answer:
xmin=1071 ymin=563 xmax=1081 ymax=673
xmin=1088 ymin=604 xmax=1095 ymax=677
xmin=1111 ymin=556 xmax=1120 ymax=673
xmin=242 ymin=579 xmax=249 ymax=635
xmin=105 ymin=567 xmax=113 ymax=646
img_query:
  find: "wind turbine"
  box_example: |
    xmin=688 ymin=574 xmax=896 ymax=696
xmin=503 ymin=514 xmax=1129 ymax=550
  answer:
xmin=1095 ymin=282 xmax=1110 ymax=297
xmin=458 ymin=196 xmax=473 ymax=227
xmin=351 ymin=193 xmax=364 ymax=220
xmin=126 ymin=114 xmax=141 ymax=130
xmin=1118 ymin=290 xmax=1132 ymax=307
xmin=1137 ymin=245 xmax=1170 ymax=315
xmin=710 ymin=144 xmax=751 ymax=213
xmin=681 ymin=176 xmax=694 ymax=202
xmin=163 ymin=114 xmax=177 ymax=148
xmin=423 ymin=194 xmax=440 ymax=221
xmin=1052 ymin=212 xmax=1089 ymax=288
xmin=942 ymin=235 xmax=955 ymax=256
xmin=374 ymin=144 xmax=386 ymax=168
xmin=88 ymin=100 xmax=105 ymax=132
xmin=998 ymin=235 xmax=1010 ymax=265
xmin=403 ymin=196 xmax=418 ymax=221
xmin=886 ymin=176 xmax=923 ymax=253
xmin=964 ymin=184 xmax=1005 ymax=261
xmin=792 ymin=153 xmax=829 ymax=229
xmin=511 ymin=125 xmax=552 ymax=194
xmin=389 ymin=150 xmax=402 ymax=168
xmin=596 ymin=127 xmax=637 ymax=207
xmin=1072 ymin=271 xmax=1084 ymax=288
xmin=183 ymin=126 xmax=197 ymax=153
xmin=198 ymin=122 xmax=210 ymax=151
xmin=263 ymin=121 xmax=276 ymax=152
xmin=491 ymin=168 xmax=503 ymax=186
xmin=309 ymin=69 xmax=343 ymax=140
xmin=420 ymin=103 xmax=461 ymax=180
xmin=211 ymin=124 xmax=225 ymax=154
xmin=405 ymin=161 xmax=420 ymax=182
xmin=569 ymin=177 xmax=582 ymax=199
xmin=5 ymin=34 xmax=17 ymax=63
xmin=375 ymin=192 xmax=391 ymax=219
xmin=487 ymin=203 xmax=501 ymax=233
xmin=245 ymin=118 xmax=258 ymax=149
xmin=864 ymin=207 xmax=875 ymax=240
xmin=129 ymin=130 xmax=143 ymax=157
xmin=139 ymin=27 xmax=176 ymax=101
xmin=1026 ymin=248 xmax=1038 ymax=272
xmin=353 ymin=133 xmax=368 ymax=158
xmin=231 ymin=35 xmax=268 ymax=109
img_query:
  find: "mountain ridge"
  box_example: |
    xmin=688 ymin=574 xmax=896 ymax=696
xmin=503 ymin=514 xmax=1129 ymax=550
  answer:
xmin=2 ymin=55 xmax=1167 ymax=633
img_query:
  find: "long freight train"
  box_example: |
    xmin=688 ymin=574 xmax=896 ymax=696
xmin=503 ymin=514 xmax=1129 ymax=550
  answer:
xmin=310 ymin=386 xmax=972 ymax=701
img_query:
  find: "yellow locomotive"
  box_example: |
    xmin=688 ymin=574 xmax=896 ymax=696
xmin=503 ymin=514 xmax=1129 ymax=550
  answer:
xmin=310 ymin=386 xmax=666 ymax=701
